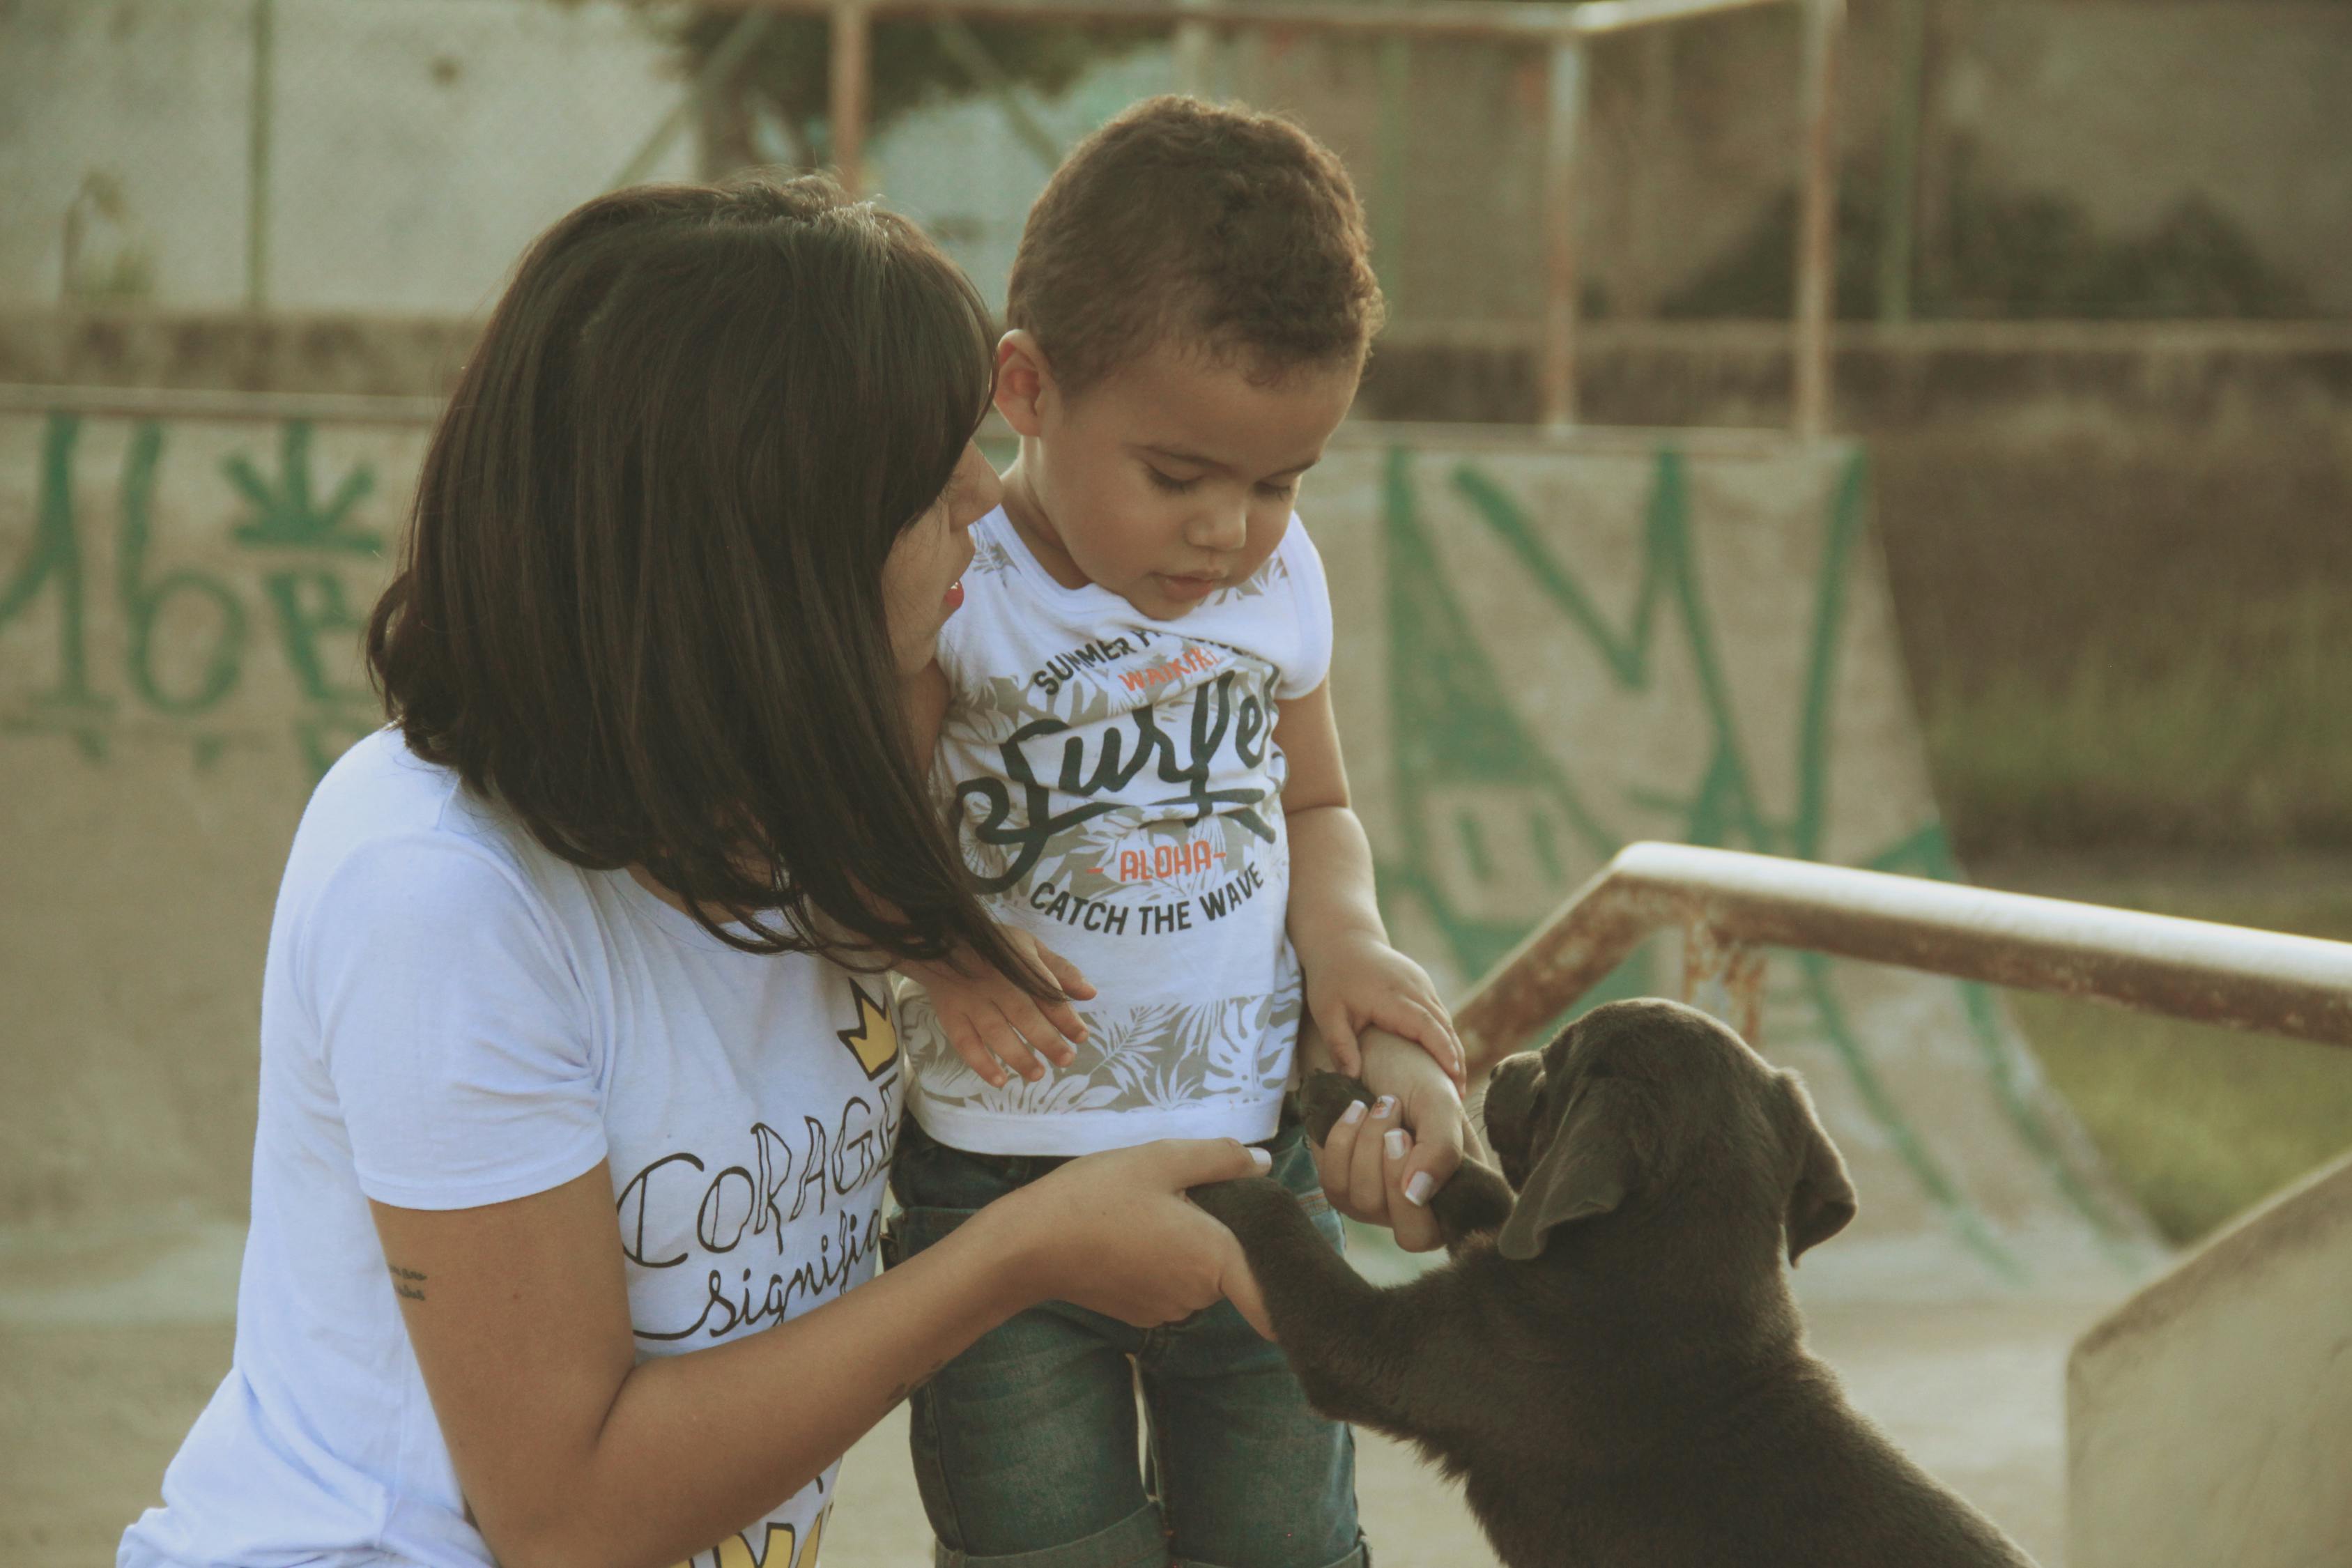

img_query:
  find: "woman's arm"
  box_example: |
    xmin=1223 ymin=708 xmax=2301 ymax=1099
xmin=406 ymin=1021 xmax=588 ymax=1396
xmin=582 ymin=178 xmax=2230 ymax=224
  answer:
xmin=375 ymin=1139 xmax=1268 ymax=1568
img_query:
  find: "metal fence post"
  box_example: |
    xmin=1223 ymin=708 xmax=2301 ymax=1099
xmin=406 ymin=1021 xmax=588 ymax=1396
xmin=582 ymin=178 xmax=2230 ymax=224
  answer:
xmin=1175 ymin=0 xmax=1215 ymax=96
xmin=246 ymin=0 xmax=275 ymax=310
xmin=1792 ymin=0 xmax=1844 ymax=439
xmin=1540 ymin=36 xmax=1588 ymax=431
xmin=831 ymin=0 xmax=873 ymax=194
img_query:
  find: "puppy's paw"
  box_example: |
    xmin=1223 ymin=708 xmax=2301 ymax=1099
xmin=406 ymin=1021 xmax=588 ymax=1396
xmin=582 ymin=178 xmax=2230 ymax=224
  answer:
xmin=1188 ymin=1175 xmax=1321 ymax=1254
xmin=1298 ymin=1070 xmax=1376 ymax=1146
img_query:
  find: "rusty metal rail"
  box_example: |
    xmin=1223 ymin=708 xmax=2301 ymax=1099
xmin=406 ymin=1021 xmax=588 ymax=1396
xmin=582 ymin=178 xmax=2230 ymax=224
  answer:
xmin=1454 ymin=842 xmax=2352 ymax=1073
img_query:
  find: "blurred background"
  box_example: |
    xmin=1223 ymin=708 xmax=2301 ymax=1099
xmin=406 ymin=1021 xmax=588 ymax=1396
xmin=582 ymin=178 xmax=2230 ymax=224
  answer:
xmin=4 ymin=0 xmax=2350 ymax=1561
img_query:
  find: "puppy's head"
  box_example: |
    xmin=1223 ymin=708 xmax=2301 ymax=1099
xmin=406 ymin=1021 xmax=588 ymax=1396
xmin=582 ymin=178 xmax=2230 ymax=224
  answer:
xmin=1482 ymin=999 xmax=1857 ymax=1267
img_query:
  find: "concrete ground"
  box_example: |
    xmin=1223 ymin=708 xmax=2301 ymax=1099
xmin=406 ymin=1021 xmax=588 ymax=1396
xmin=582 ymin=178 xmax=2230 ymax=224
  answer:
xmin=4 ymin=1220 xmax=2103 ymax=1566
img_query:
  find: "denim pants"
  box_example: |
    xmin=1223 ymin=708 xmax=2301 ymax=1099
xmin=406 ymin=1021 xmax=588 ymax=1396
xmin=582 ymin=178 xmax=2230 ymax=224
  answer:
xmin=884 ymin=1116 xmax=1367 ymax=1568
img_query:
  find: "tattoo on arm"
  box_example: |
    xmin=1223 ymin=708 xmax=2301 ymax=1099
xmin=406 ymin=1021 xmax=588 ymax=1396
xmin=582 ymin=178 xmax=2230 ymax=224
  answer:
xmin=387 ymin=1262 xmax=428 ymax=1302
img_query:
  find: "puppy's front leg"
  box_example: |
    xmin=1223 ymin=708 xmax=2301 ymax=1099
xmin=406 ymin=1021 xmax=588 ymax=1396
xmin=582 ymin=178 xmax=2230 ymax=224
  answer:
xmin=1190 ymin=1176 xmax=1420 ymax=1429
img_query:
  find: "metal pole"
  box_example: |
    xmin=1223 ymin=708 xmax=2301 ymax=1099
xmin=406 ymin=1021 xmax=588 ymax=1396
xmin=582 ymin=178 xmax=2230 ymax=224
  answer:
xmin=247 ymin=0 xmax=275 ymax=310
xmin=1875 ymin=0 xmax=1928 ymax=323
xmin=1539 ymin=38 xmax=1588 ymax=431
xmin=1374 ymin=31 xmax=1411 ymax=314
xmin=830 ymin=0 xmax=873 ymax=194
xmin=1174 ymin=0 xmax=1215 ymax=95
xmin=1791 ymin=0 xmax=1843 ymax=438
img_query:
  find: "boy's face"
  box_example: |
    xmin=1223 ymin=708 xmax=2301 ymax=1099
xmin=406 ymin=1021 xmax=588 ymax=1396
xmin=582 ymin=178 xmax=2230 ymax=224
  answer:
xmin=997 ymin=336 xmax=1359 ymax=621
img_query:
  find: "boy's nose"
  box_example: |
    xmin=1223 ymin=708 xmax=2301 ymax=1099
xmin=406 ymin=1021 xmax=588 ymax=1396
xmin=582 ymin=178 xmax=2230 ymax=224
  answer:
xmin=1187 ymin=505 xmax=1248 ymax=552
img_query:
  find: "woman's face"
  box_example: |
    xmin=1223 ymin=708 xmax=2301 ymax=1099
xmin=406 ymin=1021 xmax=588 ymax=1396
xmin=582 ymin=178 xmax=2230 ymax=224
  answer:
xmin=881 ymin=442 xmax=1001 ymax=676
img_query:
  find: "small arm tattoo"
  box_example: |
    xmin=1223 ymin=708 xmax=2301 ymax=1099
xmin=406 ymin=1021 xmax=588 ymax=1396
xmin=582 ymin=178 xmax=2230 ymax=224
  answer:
xmin=388 ymin=1262 xmax=427 ymax=1302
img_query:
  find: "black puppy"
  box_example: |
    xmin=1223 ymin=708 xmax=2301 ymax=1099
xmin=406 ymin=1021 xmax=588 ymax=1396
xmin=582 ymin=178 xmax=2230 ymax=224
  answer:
xmin=1192 ymin=998 xmax=2038 ymax=1568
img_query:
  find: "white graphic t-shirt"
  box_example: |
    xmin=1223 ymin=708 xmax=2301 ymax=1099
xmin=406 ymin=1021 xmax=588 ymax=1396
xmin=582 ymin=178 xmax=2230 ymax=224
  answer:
xmin=121 ymin=730 xmax=898 ymax=1568
xmin=899 ymin=507 xmax=1334 ymax=1155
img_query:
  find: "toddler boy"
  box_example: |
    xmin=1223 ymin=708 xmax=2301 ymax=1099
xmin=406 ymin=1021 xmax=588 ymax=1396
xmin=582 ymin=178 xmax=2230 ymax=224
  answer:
xmin=890 ymin=95 xmax=1463 ymax=1568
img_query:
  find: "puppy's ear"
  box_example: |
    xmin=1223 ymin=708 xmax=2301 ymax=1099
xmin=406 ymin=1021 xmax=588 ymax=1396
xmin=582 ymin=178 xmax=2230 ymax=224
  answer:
xmin=1496 ymin=1080 xmax=1643 ymax=1262
xmin=1777 ymin=1073 xmax=1857 ymax=1266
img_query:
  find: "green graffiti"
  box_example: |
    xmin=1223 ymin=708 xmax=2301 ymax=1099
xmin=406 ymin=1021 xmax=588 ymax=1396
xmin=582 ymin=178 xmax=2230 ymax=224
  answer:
xmin=1376 ymin=445 xmax=1633 ymax=996
xmin=1378 ymin=441 xmax=2127 ymax=1278
xmin=119 ymin=422 xmax=247 ymax=715
xmin=4 ymin=413 xmax=385 ymax=774
xmin=262 ymin=569 xmax=372 ymax=704
xmin=225 ymin=421 xmax=381 ymax=554
xmin=0 ymin=415 xmax=113 ymax=756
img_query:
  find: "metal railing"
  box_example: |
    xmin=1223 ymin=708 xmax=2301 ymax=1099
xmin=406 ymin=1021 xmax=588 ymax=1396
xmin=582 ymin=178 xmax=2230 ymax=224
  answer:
xmin=1454 ymin=841 xmax=2352 ymax=1073
xmin=728 ymin=0 xmax=1846 ymax=438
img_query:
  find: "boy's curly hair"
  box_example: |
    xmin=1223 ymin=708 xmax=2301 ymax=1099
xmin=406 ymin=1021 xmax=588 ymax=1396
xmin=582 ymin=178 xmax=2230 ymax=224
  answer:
xmin=1006 ymin=95 xmax=1385 ymax=394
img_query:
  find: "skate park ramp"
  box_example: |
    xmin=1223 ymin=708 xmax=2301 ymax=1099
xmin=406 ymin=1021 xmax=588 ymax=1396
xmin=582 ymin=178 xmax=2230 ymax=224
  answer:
xmin=3 ymin=405 xmax=2162 ymax=1560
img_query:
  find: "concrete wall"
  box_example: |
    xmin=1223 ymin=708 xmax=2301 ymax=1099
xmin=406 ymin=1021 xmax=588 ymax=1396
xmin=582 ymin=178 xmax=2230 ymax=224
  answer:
xmin=2068 ymin=1148 xmax=2352 ymax=1568
xmin=0 ymin=399 xmax=2154 ymax=1301
xmin=0 ymin=0 xmax=691 ymax=313
xmin=6 ymin=1 xmax=2346 ymax=324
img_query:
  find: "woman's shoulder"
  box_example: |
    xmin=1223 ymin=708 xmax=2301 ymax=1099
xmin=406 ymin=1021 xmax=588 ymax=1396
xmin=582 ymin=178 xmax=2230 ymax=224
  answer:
xmin=286 ymin=728 xmax=553 ymax=927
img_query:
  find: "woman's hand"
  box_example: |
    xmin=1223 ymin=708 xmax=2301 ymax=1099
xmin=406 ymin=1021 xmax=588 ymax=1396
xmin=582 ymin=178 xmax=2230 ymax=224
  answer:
xmin=1309 ymin=1028 xmax=1478 ymax=1254
xmin=903 ymin=927 xmax=1096 ymax=1087
xmin=986 ymin=1138 xmax=1273 ymax=1337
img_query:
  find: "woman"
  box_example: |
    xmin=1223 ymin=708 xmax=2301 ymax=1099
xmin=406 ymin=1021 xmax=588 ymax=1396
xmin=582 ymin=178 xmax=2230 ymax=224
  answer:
xmin=121 ymin=176 xmax=1461 ymax=1568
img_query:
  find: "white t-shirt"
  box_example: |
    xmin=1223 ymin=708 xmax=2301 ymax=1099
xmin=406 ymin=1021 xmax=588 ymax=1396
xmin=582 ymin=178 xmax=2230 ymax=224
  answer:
xmin=121 ymin=730 xmax=900 ymax=1568
xmin=898 ymin=507 xmax=1334 ymax=1155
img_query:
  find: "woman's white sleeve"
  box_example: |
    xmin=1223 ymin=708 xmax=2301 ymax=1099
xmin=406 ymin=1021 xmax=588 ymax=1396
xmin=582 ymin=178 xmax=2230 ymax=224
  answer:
xmin=302 ymin=835 xmax=608 ymax=1211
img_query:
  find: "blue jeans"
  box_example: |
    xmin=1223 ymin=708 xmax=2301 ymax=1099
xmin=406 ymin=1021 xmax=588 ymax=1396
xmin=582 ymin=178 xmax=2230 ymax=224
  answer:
xmin=884 ymin=1116 xmax=1367 ymax=1568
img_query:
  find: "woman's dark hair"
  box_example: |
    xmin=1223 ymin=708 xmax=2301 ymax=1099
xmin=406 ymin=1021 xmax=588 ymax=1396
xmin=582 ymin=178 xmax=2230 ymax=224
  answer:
xmin=369 ymin=174 xmax=1026 ymax=976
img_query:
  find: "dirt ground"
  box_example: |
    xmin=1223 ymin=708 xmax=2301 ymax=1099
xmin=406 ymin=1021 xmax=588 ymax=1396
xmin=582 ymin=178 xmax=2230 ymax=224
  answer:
xmin=6 ymin=1218 xmax=2099 ymax=1566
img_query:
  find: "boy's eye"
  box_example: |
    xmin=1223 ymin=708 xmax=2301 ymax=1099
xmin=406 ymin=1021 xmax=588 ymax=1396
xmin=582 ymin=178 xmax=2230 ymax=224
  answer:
xmin=1146 ymin=467 xmax=1201 ymax=495
xmin=1256 ymin=480 xmax=1299 ymax=500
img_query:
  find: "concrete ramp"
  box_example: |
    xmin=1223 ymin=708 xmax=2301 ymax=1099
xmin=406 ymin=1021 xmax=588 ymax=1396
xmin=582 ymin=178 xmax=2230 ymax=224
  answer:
xmin=1 ymin=408 xmax=2156 ymax=1300
xmin=2068 ymin=1148 xmax=2352 ymax=1568
xmin=1310 ymin=424 xmax=2160 ymax=1299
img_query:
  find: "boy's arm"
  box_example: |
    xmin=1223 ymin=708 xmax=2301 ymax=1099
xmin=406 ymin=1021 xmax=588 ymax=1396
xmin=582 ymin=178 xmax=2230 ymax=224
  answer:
xmin=1276 ymin=679 xmax=1464 ymax=1082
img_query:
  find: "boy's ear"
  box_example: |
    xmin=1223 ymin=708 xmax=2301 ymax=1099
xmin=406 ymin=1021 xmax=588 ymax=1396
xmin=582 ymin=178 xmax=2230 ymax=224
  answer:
xmin=994 ymin=331 xmax=1051 ymax=438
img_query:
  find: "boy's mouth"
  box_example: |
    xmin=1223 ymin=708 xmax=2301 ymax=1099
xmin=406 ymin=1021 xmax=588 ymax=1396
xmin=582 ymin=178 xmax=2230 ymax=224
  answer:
xmin=1155 ymin=572 xmax=1224 ymax=602
xmin=943 ymin=578 xmax=966 ymax=614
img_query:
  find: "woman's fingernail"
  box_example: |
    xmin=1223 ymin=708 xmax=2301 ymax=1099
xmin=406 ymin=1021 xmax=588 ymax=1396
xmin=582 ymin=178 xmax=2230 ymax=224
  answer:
xmin=1250 ymin=1147 xmax=1273 ymax=1173
xmin=1383 ymin=1129 xmax=1408 ymax=1161
xmin=1404 ymin=1171 xmax=1435 ymax=1207
xmin=1373 ymin=1096 xmax=1398 ymax=1119
xmin=1341 ymin=1100 xmax=1367 ymax=1125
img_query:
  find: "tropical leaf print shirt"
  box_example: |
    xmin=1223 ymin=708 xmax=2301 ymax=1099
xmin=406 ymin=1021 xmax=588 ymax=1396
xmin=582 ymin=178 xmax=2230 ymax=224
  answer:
xmin=899 ymin=507 xmax=1335 ymax=1155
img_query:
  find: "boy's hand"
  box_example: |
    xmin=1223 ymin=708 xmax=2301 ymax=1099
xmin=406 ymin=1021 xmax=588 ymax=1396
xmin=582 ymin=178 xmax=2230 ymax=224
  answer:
xmin=1300 ymin=933 xmax=1464 ymax=1087
xmin=1311 ymin=1030 xmax=1477 ymax=1254
xmin=905 ymin=928 xmax=1096 ymax=1089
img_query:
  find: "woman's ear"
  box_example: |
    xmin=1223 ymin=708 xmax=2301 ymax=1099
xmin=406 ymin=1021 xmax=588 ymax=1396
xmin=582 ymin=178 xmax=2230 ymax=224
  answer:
xmin=994 ymin=331 xmax=1052 ymax=437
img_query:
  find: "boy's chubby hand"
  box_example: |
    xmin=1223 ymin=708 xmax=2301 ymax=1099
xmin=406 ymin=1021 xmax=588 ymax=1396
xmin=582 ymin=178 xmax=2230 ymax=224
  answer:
xmin=903 ymin=928 xmax=1096 ymax=1089
xmin=1298 ymin=932 xmax=1465 ymax=1088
